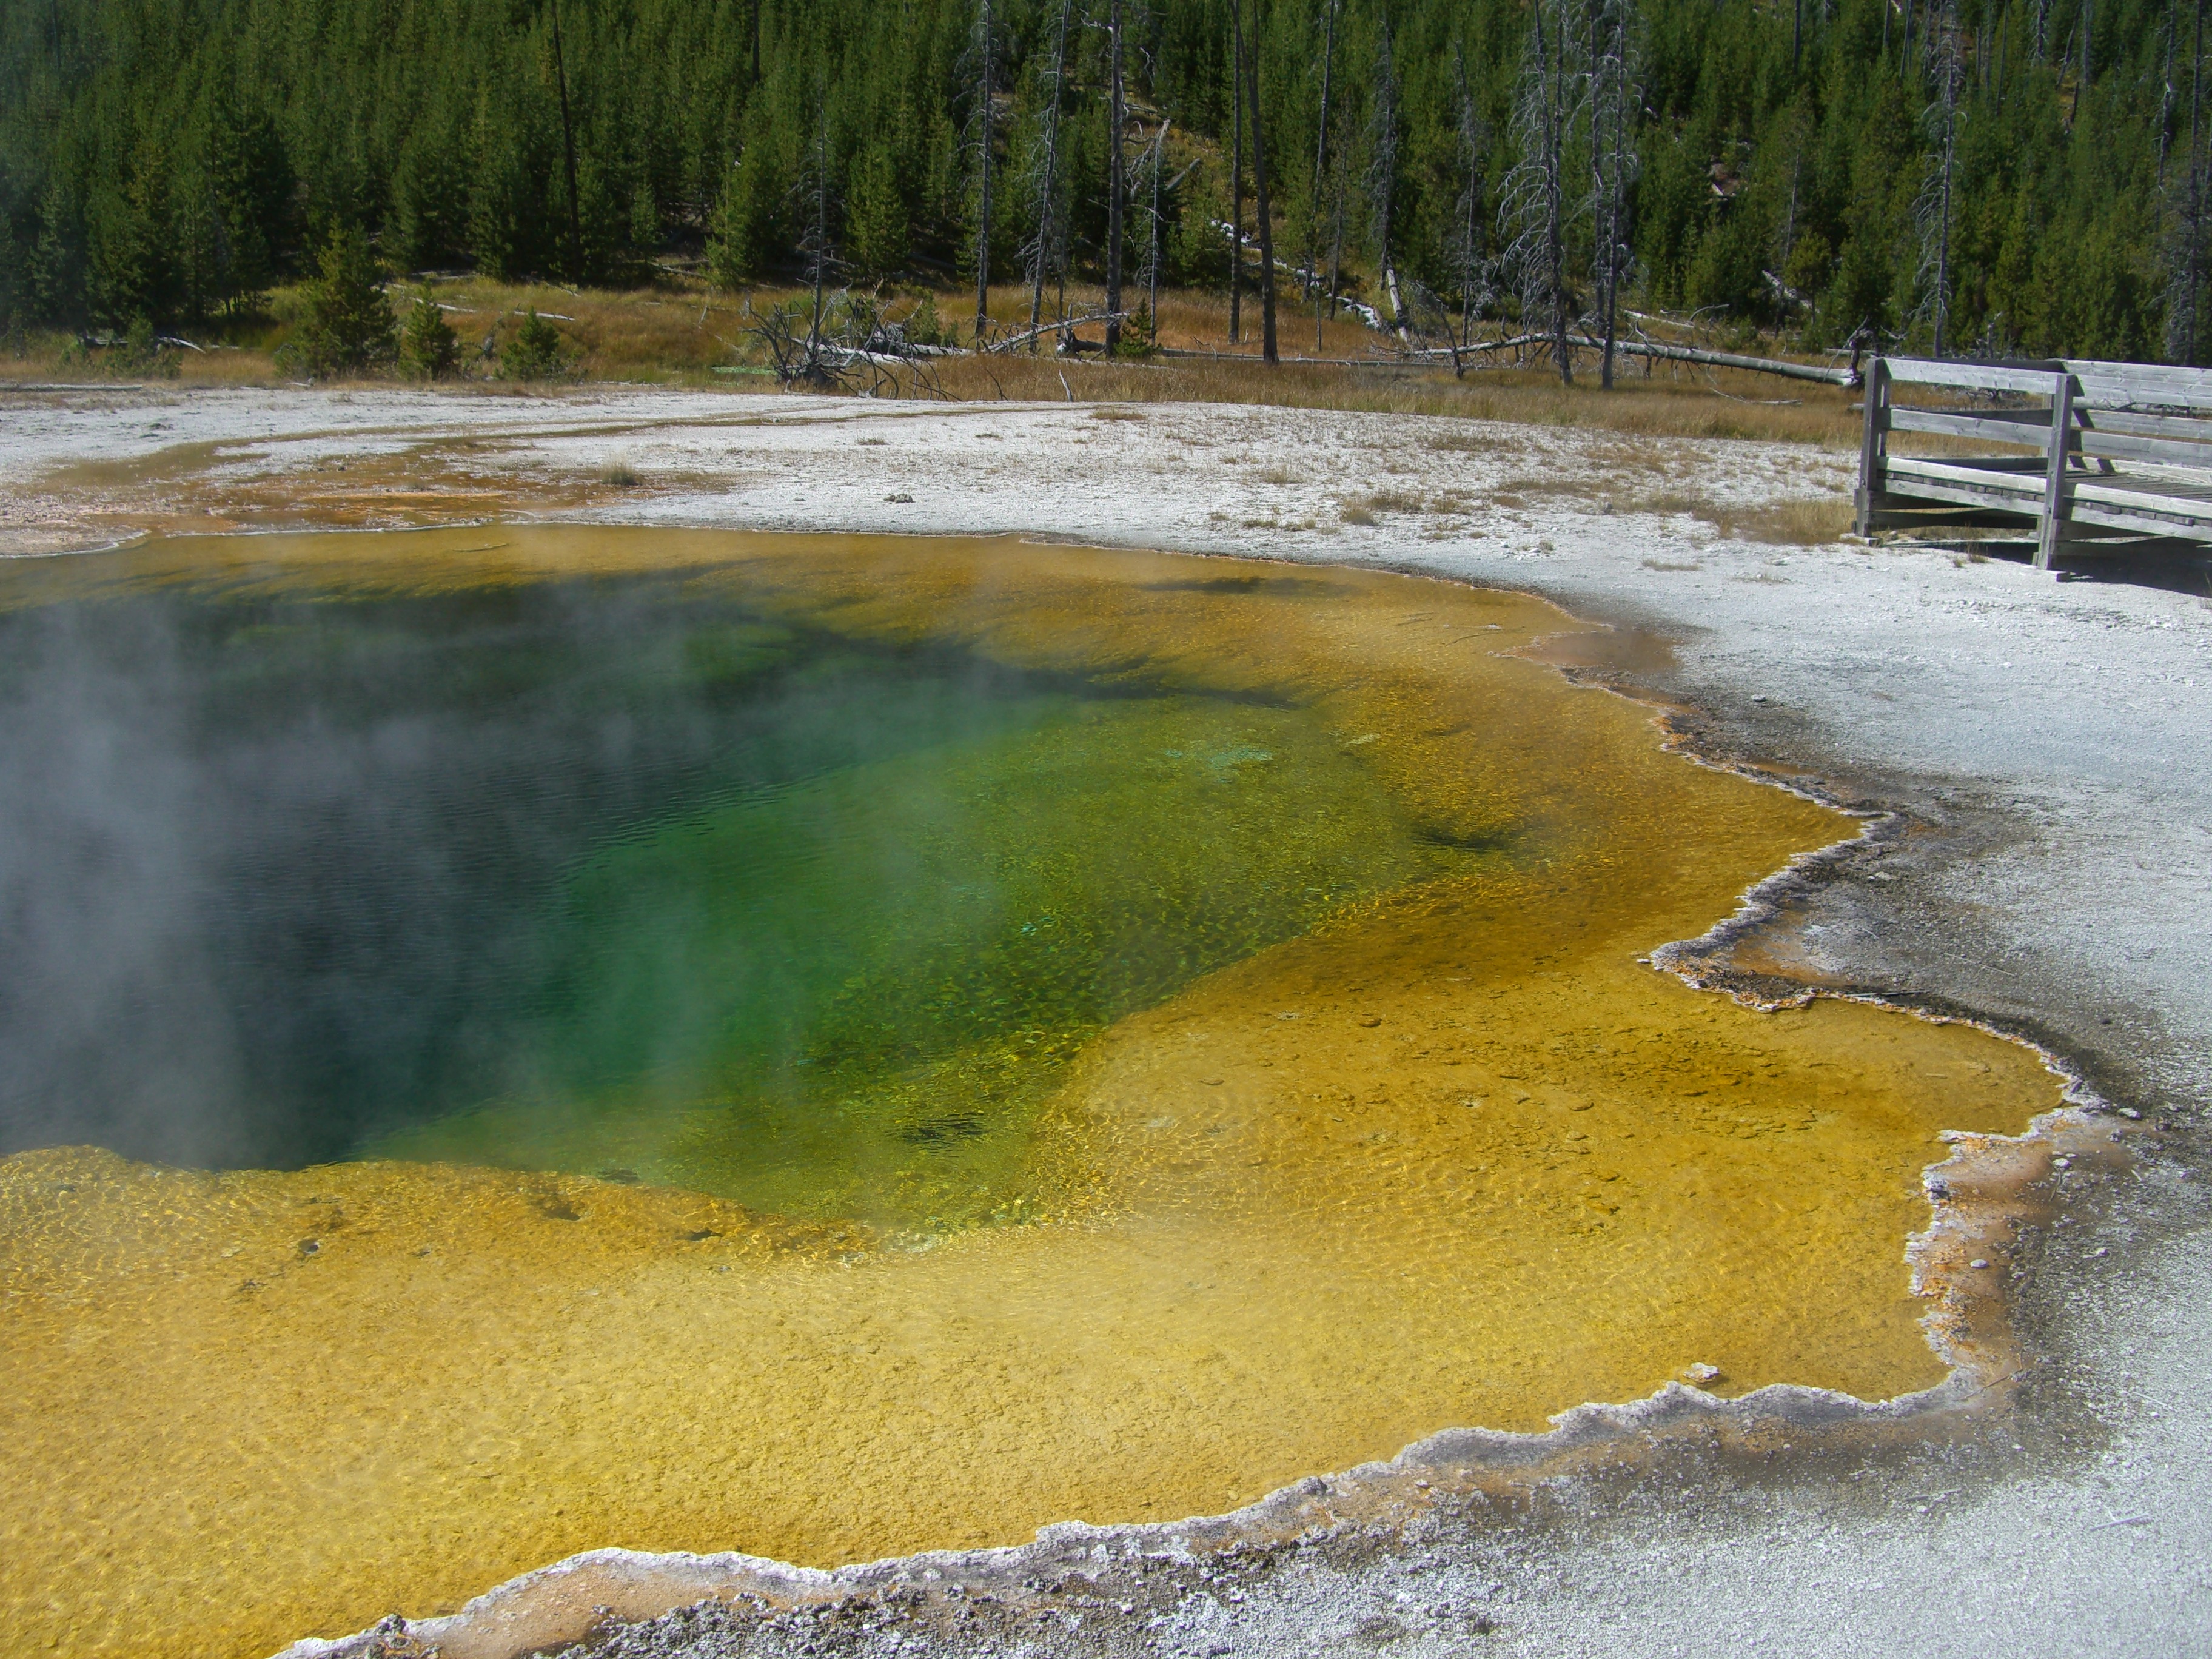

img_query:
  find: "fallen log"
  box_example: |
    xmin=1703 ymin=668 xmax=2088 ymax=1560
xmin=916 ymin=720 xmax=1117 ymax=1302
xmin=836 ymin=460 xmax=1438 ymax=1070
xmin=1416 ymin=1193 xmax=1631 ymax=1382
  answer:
xmin=1399 ymin=333 xmax=1856 ymax=386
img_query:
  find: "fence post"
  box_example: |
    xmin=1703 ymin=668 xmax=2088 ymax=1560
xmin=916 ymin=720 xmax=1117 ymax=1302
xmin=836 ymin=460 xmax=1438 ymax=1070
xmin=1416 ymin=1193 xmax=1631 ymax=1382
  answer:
xmin=2036 ymin=369 xmax=2076 ymax=571
xmin=1854 ymin=357 xmax=1890 ymax=537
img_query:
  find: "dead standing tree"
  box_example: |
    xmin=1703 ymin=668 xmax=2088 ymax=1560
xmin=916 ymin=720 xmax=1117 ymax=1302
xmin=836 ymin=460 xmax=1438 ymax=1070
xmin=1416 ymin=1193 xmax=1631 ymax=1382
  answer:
xmin=1450 ymin=49 xmax=1493 ymax=364
xmin=1367 ymin=17 xmax=1406 ymax=346
xmin=1587 ymin=0 xmax=1638 ymax=386
xmin=799 ymin=98 xmax=837 ymax=384
xmin=1502 ymin=0 xmax=1577 ymax=383
xmin=1136 ymin=120 xmax=1174 ymax=340
xmin=1022 ymin=0 xmax=1074 ymax=347
xmin=1103 ymin=0 xmax=1129 ymax=356
xmin=2171 ymin=0 xmax=2208 ymax=362
xmin=1230 ymin=0 xmax=1246 ymax=342
xmin=968 ymin=0 xmax=999 ymax=341
xmin=1310 ymin=0 xmax=1339 ymax=352
xmin=1245 ymin=0 xmax=1279 ymax=362
xmin=1914 ymin=0 xmax=1963 ymax=357
xmin=545 ymin=0 xmax=585 ymax=281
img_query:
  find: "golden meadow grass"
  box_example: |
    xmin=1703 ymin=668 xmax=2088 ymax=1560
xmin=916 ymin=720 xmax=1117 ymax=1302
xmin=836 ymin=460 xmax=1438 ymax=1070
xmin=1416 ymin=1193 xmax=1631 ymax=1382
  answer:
xmin=1 ymin=277 xmax=1865 ymax=451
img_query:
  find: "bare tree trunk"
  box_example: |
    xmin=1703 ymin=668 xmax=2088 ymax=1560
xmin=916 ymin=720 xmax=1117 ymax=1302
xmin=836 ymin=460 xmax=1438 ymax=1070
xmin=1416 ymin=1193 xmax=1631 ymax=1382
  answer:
xmin=1027 ymin=0 xmax=1071 ymax=349
xmin=1453 ymin=47 xmax=1483 ymax=362
xmin=1312 ymin=0 xmax=1337 ymax=354
xmin=2162 ymin=0 xmax=2178 ymax=187
xmin=1247 ymin=0 xmax=1278 ymax=363
xmin=806 ymin=104 xmax=831 ymax=374
xmin=1504 ymin=0 xmax=1574 ymax=383
xmin=1230 ymin=2 xmax=1245 ymax=343
xmin=1545 ymin=2 xmax=1569 ymax=384
xmin=548 ymin=0 xmax=583 ymax=283
xmin=2080 ymin=0 xmax=2094 ymax=97
xmin=974 ymin=0 xmax=994 ymax=341
xmin=1368 ymin=18 xmax=1400 ymax=343
xmin=1326 ymin=172 xmax=1346 ymax=329
xmin=1460 ymin=132 xmax=1480 ymax=354
xmin=1104 ymin=0 xmax=1126 ymax=356
xmin=1148 ymin=123 xmax=1167 ymax=335
xmin=1591 ymin=0 xmax=1637 ymax=390
xmin=2184 ymin=0 xmax=2207 ymax=363
xmin=1934 ymin=0 xmax=1957 ymax=357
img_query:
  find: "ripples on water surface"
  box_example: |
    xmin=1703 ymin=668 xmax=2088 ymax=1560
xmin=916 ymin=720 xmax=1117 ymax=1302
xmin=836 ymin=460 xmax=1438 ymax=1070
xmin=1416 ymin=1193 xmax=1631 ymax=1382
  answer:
xmin=0 ymin=528 xmax=2061 ymax=1659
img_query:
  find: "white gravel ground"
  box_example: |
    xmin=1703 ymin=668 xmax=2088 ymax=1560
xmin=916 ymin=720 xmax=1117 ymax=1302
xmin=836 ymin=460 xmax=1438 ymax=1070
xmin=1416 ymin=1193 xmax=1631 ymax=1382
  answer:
xmin=5 ymin=384 xmax=2208 ymax=1657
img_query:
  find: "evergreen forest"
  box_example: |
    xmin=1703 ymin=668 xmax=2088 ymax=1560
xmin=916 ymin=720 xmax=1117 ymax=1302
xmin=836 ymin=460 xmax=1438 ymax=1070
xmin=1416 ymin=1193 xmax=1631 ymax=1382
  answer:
xmin=1 ymin=0 xmax=2203 ymax=365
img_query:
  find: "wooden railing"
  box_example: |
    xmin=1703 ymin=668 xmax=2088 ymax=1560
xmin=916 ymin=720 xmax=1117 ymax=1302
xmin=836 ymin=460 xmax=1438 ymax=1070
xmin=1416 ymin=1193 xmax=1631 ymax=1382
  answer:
xmin=1855 ymin=355 xmax=2212 ymax=568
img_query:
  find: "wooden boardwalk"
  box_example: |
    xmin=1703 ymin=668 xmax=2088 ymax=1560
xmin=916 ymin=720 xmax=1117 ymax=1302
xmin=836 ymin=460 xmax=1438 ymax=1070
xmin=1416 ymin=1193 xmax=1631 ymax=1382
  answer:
xmin=1855 ymin=355 xmax=2212 ymax=568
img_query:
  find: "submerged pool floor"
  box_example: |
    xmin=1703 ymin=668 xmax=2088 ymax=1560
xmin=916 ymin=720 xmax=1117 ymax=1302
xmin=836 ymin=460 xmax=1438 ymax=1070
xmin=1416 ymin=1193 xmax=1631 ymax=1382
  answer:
xmin=0 ymin=529 xmax=2060 ymax=1658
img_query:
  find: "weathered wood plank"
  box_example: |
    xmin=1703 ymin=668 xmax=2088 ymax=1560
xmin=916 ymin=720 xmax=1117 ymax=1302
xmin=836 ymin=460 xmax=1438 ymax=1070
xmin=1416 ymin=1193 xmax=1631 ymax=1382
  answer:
xmin=1891 ymin=401 xmax=2212 ymax=466
xmin=1861 ymin=506 xmax=2039 ymax=530
xmin=1854 ymin=358 xmax=1891 ymax=538
xmin=1885 ymin=357 xmax=2064 ymax=394
xmin=1874 ymin=473 xmax=2046 ymax=514
xmin=2065 ymin=497 xmax=2212 ymax=539
xmin=2079 ymin=406 xmax=2212 ymax=441
xmin=2070 ymin=376 xmax=2212 ymax=411
xmin=2072 ymin=478 xmax=2212 ymax=520
xmin=1886 ymin=456 xmax=2048 ymax=485
xmin=2063 ymin=358 xmax=2212 ymax=407
xmin=2038 ymin=372 xmax=2076 ymax=569
xmin=1888 ymin=407 xmax=2047 ymax=446
xmin=2072 ymin=427 xmax=2212 ymax=469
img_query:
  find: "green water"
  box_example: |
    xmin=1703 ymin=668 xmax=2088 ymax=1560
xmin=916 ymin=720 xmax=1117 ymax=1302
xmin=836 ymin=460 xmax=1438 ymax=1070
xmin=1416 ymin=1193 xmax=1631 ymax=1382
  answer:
xmin=370 ymin=692 xmax=1465 ymax=1228
xmin=2 ymin=565 xmax=1483 ymax=1230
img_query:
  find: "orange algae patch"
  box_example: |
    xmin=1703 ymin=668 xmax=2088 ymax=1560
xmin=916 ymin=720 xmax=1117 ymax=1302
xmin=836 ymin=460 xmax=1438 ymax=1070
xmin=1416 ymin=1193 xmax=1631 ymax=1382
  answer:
xmin=0 ymin=528 xmax=2062 ymax=1659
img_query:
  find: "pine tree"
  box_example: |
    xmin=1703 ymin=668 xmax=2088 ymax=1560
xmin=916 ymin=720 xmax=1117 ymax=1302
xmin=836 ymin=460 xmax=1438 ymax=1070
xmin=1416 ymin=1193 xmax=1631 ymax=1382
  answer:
xmin=498 ymin=309 xmax=572 ymax=378
xmin=846 ymin=143 xmax=910 ymax=279
xmin=399 ymin=290 xmax=460 ymax=378
xmin=0 ymin=0 xmax=2191 ymax=363
xmin=282 ymin=225 xmax=396 ymax=377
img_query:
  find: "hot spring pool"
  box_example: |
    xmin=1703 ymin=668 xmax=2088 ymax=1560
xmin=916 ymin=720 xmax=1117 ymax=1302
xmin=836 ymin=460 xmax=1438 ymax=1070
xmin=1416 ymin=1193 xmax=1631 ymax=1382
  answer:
xmin=0 ymin=528 xmax=2060 ymax=1658
xmin=0 ymin=548 xmax=1479 ymax=1229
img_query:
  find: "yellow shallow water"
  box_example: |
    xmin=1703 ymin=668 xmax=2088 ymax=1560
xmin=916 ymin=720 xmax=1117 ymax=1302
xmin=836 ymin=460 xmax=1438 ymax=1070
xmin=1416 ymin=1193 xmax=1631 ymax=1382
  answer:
xmin=0 ymin=529 xmax=2060 ymax=1658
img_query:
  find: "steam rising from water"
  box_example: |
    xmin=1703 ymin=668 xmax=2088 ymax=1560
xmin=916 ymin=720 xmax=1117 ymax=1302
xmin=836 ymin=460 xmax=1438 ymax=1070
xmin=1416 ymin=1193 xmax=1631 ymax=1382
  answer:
xmin=0 ymin=570 xmax=1464 ymax=1224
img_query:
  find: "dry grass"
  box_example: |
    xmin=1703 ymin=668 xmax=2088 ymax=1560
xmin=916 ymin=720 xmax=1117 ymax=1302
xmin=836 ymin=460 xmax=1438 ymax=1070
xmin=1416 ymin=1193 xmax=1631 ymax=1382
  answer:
xmin=1363 ymin=488 xmax=1429 ymax=514
xmin=0 ymin=276 xmax=1863 ymax=450
xmin=1473 ymin=469 xmax=1851 ymax=545
xmin=1695 ymin=496 xmax=1855 ymax=545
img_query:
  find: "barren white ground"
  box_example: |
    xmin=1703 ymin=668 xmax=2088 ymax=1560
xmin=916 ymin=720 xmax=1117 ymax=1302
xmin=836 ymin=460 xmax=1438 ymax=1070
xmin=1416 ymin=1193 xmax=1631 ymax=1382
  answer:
xmin=5 ymin=384 xmax=2208 ymax=1657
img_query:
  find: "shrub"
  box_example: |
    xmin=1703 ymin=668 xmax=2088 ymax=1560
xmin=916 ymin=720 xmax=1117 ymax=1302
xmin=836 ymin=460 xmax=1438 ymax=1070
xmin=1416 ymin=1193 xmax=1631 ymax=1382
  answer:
xmin=112 ymin=316 xmax=181 ymax=378
xmin=277 ymin=226 xmax=395 ymax=378
xmin=901 ymin=293 xmax=951 ymax=347
xmin=1114 ymin=303 xmax=1157 ymax=358
xmin=398 ymin=290 xmax=461 ymax=380
xmin=498 ymin=309 xmax=573 ymax=380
